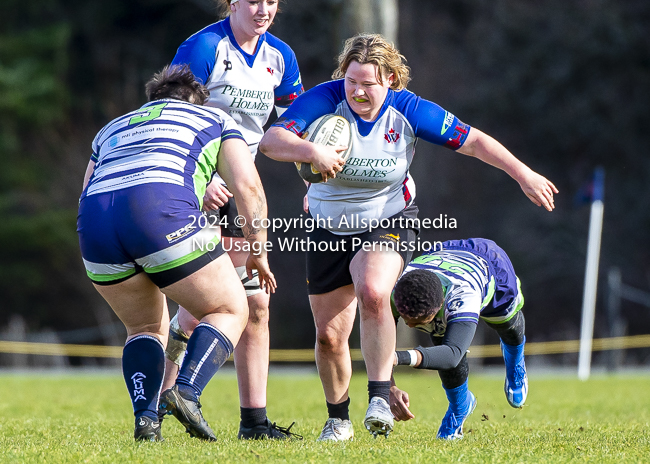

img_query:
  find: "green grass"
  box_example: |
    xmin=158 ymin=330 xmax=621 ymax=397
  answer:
xmin=0 ymin=370 xmax=648 ymax=463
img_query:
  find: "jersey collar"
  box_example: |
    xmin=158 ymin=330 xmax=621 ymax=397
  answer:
xmin=223 ymin=16 xmax=267 ymax=68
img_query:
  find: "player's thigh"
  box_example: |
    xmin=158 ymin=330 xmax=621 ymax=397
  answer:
xmin=349 ymin=249 xmax=403 ymax=309
xmin=93 ymin=272 xmax=169 ymax=339
xmin=161 ymin=252 xmax=248 ymax=322
xmin=224 ymin=238 xmax=249 ymax=267
xmin=309 ymin=285 xmax=357 ymax=342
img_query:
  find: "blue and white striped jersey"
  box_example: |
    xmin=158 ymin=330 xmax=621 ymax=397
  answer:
xmin=398 ymin=242 xmax=497 ymax=337
xmin=273 ymin=80 xmax=471 ymax=234
xmin=82 ymin=99 xmax=243 ymax=208
xmin=172 ymin=16 xmax=303 ymax=158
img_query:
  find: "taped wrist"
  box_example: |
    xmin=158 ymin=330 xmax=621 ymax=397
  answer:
xmin=414 ymin=346 xmax=434 ymax=370
xmin=165 ymin=313 xmax=190 ymax=366
xmin=395 ymin=350 xmax=419 ymax=367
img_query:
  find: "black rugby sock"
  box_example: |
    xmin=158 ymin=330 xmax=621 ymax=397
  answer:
xmin=326 ymin=397 xmax=350 ymax=421
xmin=368 ymin=380 xmax=391 ymax=404
xmin=240 ymin=407 xmax=268 ymax=428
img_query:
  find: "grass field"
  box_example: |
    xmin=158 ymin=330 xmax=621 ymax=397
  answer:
xmin=0 ymin=369 xmax=648 ymax=463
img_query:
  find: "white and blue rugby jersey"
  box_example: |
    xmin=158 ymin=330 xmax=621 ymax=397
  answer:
xmin=273 ymin=80 xmax=471 ymax=234
xmin=82 ymin=99 xmax=244 ymax=208
xmin=172 ymin=16 xmax=303 ymax=158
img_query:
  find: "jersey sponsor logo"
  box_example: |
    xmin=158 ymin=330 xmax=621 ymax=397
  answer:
xmin=223 ymin=60 xmax=232 ymax=71
xmin=340 ymin=157 xmax=397 ymax=180
xmin=384 ymin=128 xmax=401 ymax=143
xmin=267 ymin=67 xmax=274 ymax=76
xmin=441 ymin=111 xmax=455 ymax=135
xmin=108 ymin=135 xmax=119 ymax=147
xmin=220 ymin=85 xmax=273 ymax=112
xmin=444 ymin=120 xmax=470 ymax=150
xmin=166 ymin=222 xmax=196 ymax=243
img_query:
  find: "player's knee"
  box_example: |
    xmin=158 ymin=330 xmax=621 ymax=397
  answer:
xmin=316 ymin=328 xmax=347 ymax=354
xmin=246 ymin=298 xmax=270 ymax=326
xmin=356 ymin=283 xmax=388 ymax=318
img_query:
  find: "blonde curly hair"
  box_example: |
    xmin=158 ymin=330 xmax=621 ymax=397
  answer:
xmin=332 ymin=34 xmax=411 ymax=90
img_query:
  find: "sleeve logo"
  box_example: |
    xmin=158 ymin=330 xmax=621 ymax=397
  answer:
xmin=441 ymin=111 xmax=455 ymax=135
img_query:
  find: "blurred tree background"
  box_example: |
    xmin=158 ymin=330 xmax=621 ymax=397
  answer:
xmin=1 ymin=0 xmax=648 ymax=366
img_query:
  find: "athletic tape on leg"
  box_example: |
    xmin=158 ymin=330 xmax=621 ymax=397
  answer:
xmin=235 ymin=265 xmax=263 ymax=297
xmin=165 ymin=313 xmax=190 ymax=366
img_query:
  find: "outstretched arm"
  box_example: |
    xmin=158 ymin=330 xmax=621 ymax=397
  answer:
xmin=457 ymin=128 xmax=558 ymax=211
xmin=395 ymin=322 xmax=476 ymax=370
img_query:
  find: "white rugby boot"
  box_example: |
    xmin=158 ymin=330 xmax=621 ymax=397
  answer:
xmin=317 ymin=418 xmax=354 ymax=441
xmin=364 ymin=397 xmax=394 ymax=438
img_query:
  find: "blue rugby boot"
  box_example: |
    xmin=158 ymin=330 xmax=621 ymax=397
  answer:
xmin=501 ymin=337 xmax=528 ymax=408
xmin=437 ymin=382 xmax=477 ymax=440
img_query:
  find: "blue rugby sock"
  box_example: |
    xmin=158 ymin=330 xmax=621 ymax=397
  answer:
xmin=444 ymin=379 xmax=472 ymax=415
xmin=122 ymin=335 xmax=165 ymax=421
xmin=176 ymin=322 xmax=234 ymax=402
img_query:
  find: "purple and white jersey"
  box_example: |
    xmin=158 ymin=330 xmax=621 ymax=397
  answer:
xmin=392 ymin=239 xmax=523 ymax=337
xmin=82 ymin=99 xmax=243 ymax=209
xmin=273 ymin=80 xmax=471 ymax=234
xmin=172 ymin=16 xmax=303 ymax=159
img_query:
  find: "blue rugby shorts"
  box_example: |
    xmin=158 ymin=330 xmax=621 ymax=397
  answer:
xmin=77 ymin=183 xmax=224 ymax=288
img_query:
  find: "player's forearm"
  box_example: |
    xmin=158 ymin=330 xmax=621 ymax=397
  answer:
xmin=234 ymin=183 xmax=268 ymax=248
xmin=396 ymin=345 xmax=461 ymax=370
xmin=82 ymin=160 xmax=96 ymax=191
xmin=396 ymin=322 xmax=476 ymax=370
xmin=259 ymin=127 xmax=315 ymax=164
xmin=458 ymin=128 xmax=533 ymax=184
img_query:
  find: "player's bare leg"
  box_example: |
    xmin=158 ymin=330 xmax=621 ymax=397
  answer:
xmin=310 ymin=285 xmax=357 ymax=441
xmin=235 ymin=290 xmax=270 ymax=409
xmin=350 ymin=249 xmax=403 ymax=437
xmin=310 ymin=286 xmax=357 ymax=404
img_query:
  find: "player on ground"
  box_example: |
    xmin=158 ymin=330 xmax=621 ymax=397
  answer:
xmin=390 ymin=238 xmax=527 ymax=440
xmin=162 ymin=0 xmax=304 ymax=439
xmin=77 ymin=65 xmax=276 ymax=442
xmin=260 ymin=34 xmax=555 ymax=441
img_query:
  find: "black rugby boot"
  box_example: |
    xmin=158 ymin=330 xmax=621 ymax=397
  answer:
xmin=158 ymin=386 xmax=216 ymax=441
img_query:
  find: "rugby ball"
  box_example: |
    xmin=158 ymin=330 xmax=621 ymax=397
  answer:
xmin=295 ymin=114 xmax=352 ymax=183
